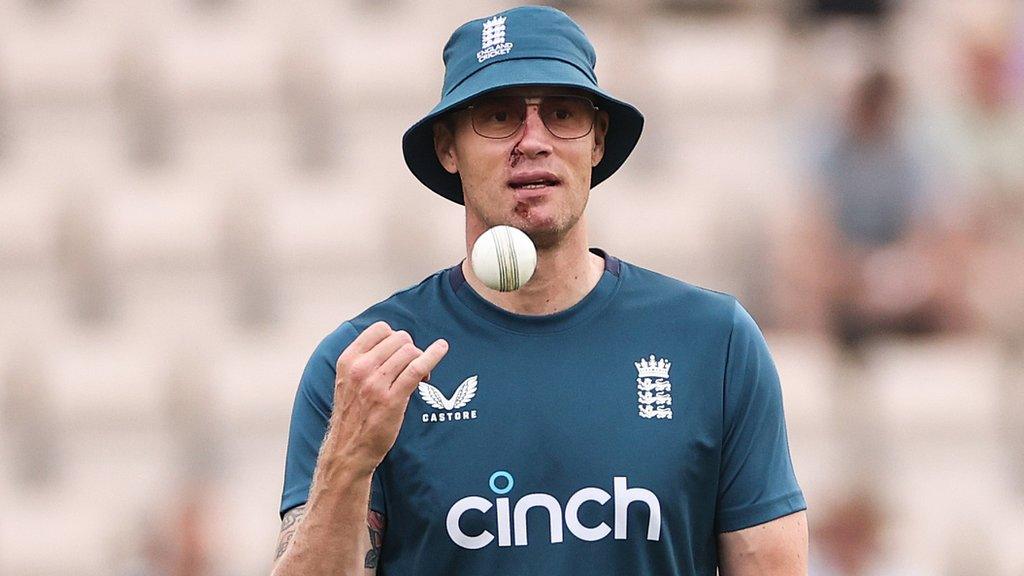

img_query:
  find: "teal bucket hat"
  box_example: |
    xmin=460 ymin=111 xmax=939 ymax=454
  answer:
xmin=402 ymin=5 xmax=644 ymax=205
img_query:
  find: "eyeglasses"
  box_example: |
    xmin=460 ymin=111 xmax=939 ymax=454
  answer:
xmin=463 ymin=95 xmax=599 ymax=140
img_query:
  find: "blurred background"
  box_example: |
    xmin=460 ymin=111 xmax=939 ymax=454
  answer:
xmin=0 ymin=0 xmax=1022 ymax=574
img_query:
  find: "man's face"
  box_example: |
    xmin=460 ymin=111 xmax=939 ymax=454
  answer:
xmin=433 ymin=86 xmax=609 ymax=248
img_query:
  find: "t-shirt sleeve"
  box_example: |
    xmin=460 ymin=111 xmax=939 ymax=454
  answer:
xmin=716 ymin=301 xmax=806 ymax=533
xmin=279 ymin=321 xmax=387 ymax=519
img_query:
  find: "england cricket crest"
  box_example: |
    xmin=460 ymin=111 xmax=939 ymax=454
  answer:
xmin=635 ymin=355 xmax=672 ymax=419
xmin=477 ymin=15 xmax=514 ymax=62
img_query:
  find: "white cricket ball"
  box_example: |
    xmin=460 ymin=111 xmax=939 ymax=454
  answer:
xmin=470 ymin=225 xmax=537 ymax=292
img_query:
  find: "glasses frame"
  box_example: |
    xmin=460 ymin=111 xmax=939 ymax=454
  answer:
xmin=461 ymin=94 xmax=600 ymax=140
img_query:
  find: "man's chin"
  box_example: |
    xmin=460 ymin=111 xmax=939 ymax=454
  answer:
xmin=484 ymin=206 xmax=574 ymax=248
xmin=526 ymin=228 xmax=563 ymax=250
xmin=515 ymin=218 xmax=568 ymax=249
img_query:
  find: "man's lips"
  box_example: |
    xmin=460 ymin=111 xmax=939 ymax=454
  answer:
xmin=508 ymin=171 xmax=561 ymax=202
xmin=507 ymin=171 xmax=561 ymax=190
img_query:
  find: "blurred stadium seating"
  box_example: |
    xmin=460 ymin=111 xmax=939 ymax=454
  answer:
xmin=0 ymin=1 xmax=1022 ymax=575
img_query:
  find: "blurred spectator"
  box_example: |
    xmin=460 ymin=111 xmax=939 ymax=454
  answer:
xmin=809 ymin=491 xmax=920 ymax=576
xmin=946 ymin=38 xmax=1024 ymax=343
xmin=1013 ymin=17 xmax=1024 ymax=97
xmin=955 ymin=39 xmax=1024 ymax=234
xmin=943 ymin=34 xmax=1024 ymax=491
xmin=113 ymin=484 xmax=213 ymax=576
xmin=778 ymin=70 xmax=969 ymax=350
xmin=169 ymin=486 xmax=213 ymax=576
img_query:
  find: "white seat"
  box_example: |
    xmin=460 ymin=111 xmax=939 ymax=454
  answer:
xmin=866 ymin=337 xmax=1003 ymax=437
xmin=767 ymin=331 xmax=836 ymax=434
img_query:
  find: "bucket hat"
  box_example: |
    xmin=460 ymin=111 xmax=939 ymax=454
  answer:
xmin=402 ymin=5 xmax=644 ymax=204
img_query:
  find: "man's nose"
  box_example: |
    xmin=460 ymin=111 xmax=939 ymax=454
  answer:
xmin=512 ymin=104 xmax=553 ymax=157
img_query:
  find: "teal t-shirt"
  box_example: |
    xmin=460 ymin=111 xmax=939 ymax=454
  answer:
xmin=281 ymin=250 xmax=805 ymax=575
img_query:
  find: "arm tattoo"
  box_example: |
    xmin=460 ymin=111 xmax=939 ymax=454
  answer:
xmin=364 ymin=510 xmax=385 ymax=569
xmin=275 ymin=505 xmax=307 ymax=561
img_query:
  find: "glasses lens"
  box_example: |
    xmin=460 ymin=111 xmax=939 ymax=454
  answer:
xmin=539 ymin=96 xmax=595 ymax=139
xmin=468 ymin=95 xmax=596 ymax=139
xmin=470 ymin=97 xmax=525 ymax=139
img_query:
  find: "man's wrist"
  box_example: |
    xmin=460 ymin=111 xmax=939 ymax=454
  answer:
xmin=320 ymin=418 xmax=382 ymax=478
xmin=315 ymin=447 xmax=378 ymax=487
xmin=307 ymin=461 xmax=375 ymax=521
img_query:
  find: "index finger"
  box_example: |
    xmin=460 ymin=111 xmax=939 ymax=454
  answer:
xmin=340 ymin=321 xmax=393 ymax=362
xmin=390 ymin=339 xmax=449 ymax=397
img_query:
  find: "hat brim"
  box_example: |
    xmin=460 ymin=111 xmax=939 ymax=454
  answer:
xmin=402 ymin=57 xmax=644 ymax=205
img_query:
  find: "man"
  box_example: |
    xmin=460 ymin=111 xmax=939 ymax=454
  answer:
xmin=272 ymin=6 xmax=807 ymax=576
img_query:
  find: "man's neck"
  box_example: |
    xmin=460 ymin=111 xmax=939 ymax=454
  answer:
xmin=462 ymin=224 xmax=605 ymax=316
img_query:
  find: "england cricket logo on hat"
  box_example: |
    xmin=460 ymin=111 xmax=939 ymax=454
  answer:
xmin=418 ymin=375 xmax=479 ymax=423
xmin=477 ymin=15 xmax=513 ymax=63
xmin=636 ymin=355 xmax=672 ymax=419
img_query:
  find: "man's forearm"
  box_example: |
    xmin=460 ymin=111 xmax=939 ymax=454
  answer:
xmin=272 ymin=440 xmax=375 ymax=576
xmin=273 ymin=323 xmax=446 ymax=575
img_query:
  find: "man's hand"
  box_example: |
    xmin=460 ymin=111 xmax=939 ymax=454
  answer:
xmin=271 ymin=322 xmax=448 ymax=576
xmin=329 ymin=321 xmax=449 ymax=475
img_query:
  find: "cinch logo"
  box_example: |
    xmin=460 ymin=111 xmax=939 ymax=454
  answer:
xmin=445 ymin=471 xmax=662 ymax=550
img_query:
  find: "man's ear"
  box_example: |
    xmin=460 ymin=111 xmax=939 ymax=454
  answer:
xmin=433 ymin=120 xmax=459 ymax=175
xmin=591 ymin=110 xmax=609 ymax=167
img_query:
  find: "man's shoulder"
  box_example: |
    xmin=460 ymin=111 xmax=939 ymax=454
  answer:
xmin=349 ymin=267 xmax=451 ymax=330
xmin=616 ymin=257 xmax=738 ymax=317
xmin=313 ymin=267 xmax=452 ymax=351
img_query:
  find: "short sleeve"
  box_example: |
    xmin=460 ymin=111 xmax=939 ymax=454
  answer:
xmin=279 ymin=321 xmax=387 ymax=519
xmin=716 ymin=302 xmax=806 ymax=532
